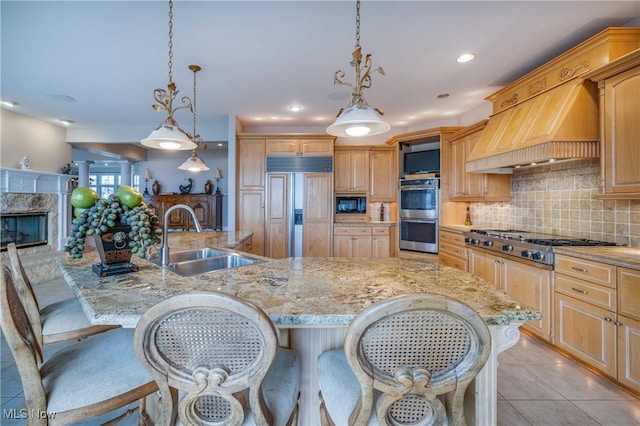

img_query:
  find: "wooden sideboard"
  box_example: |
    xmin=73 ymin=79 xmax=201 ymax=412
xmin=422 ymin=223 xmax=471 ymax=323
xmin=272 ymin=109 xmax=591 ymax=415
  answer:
xmin=143 ymin=193 xmax=222 ymax=230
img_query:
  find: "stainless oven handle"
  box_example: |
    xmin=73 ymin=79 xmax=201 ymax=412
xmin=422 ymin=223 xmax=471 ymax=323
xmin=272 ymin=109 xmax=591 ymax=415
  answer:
xmin=400 ymin=186 xmax=436 ymax=191
xmin=400 ymin=219 xmax=438 ymax=224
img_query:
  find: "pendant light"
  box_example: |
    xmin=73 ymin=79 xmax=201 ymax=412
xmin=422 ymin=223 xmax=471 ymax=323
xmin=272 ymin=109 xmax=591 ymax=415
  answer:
xmin=141 ymin=0 xmax=196 ymax=150
xmin=327 ymin=0 xmax=390 ymax=138
xmin=179 ymin=65 xmax=210 ymax=172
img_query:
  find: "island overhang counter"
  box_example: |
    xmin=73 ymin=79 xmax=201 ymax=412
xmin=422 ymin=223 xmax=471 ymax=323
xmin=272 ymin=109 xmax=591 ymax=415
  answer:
xmin=57 ymin=232 xmax=541 ymax=426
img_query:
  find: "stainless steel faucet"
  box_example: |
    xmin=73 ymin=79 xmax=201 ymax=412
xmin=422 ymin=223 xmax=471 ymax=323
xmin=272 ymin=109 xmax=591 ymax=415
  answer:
xmin=159 ymin=204 xmax=203 ymax=266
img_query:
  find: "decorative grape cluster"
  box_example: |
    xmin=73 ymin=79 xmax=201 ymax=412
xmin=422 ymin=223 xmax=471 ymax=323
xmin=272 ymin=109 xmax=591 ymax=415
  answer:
xmin=63 ymin=194 xmax=162 ymax=259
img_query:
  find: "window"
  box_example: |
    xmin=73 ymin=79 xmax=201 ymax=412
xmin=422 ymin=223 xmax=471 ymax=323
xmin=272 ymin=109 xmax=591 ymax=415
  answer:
xmin=89 ymin=173 xmax=121 ymax=199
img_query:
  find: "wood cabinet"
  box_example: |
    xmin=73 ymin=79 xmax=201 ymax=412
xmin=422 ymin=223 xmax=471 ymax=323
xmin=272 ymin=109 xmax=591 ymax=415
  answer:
xmin=438 ymin=229 xmax=468 ymax=272
xmin=237 ymin=136 xmax=266 ymax=255
xmin=234 ymin=235 xmax=253 ymax=253
xmin=334 ymin=225 xmax=396 ymax=258
xmin=369 ymin=147 xmax=398 ymax=201
xmin=469 ymin=248 xmax=552 ymax=341
xmin=143 ymin=194 xmax=221 ymax=230
xmin=335 ymin=147 xmax=369 ymax=193
xmin=585 ymin=50 xmax=640 ymax=199
xmin=334 ymin=226 xmax=372 ymax=257
xmin=449 ymin=120 xmax=511 ymax=201
xmin=265 ymin=138 xmax=333 ymax=157
xmin=554 ymin=255 xmax=618 ymax=377
xmin=616 ymin=267 xmax=640 ymax=392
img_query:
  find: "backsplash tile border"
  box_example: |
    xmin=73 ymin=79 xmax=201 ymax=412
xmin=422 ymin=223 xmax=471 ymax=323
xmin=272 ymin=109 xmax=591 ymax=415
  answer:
xmin=470 ymin=159 xmax=639 ymax=247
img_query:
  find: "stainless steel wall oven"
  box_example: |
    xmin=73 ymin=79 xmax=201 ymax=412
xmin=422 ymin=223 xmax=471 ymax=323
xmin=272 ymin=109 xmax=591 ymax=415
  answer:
xmin=399 ymin=178 xmax=439 ymax=253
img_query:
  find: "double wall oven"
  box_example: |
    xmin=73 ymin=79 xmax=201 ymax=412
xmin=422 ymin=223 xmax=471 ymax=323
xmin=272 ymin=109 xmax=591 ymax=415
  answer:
xmin=399 ymin=178 xmax=439 ymax=253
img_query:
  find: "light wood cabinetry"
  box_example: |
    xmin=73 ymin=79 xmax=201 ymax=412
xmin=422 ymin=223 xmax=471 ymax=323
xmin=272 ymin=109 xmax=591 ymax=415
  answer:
xmin=554 ymin=255 xmax=618 ymax=377
xmin=469 ymin=248 xmax=551 ymax=341
xmin=237 ymin=136 xmax=266 ymax=255
xmin=265 ymin=138 xmax=334 ymax=157
xmin=585 ymin=50 xmax=640 ymax=199
xmin=303 ymin=173 xmax=333 ymax=257
xmin=449 ymin=121 xmax=511 ymax=201
xmin=335 ymin=147 xmax=369 ymax=193
xmin=616 ymin=267 xmax=640 ymax=392
xmin=334 ymin=226 xmax=372 ymax=257
xmin=234 ymin=236 xmax=253 ymax=252
xmin=143 ymin=194 xmax=221 ymax=230
xmin=334 ymin=225 xmax=396 ymax=258
xmin=265 ymin=173 xmax=289 ymax=259
xmin=438 ymin=229 xmax=468 ymax=272
xmin=369 ymin=147 xmax=398 ymax=201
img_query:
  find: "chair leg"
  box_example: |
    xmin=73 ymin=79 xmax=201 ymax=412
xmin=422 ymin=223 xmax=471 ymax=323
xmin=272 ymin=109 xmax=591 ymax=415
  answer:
xmin=318 ymin=391 xmax=336 ymax=426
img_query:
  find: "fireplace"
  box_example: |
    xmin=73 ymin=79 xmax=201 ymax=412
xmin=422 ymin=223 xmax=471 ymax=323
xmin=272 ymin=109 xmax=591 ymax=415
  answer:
xmin=1 ymin=212 xmax=49 ymax=250
xmin=0 ymin=168 xmax=74 ymax=252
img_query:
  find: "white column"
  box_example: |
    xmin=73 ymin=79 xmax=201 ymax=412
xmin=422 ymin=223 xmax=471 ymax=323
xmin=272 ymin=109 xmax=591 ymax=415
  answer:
xmin=119 ymin=161 xmax=132 ymax=186
xmin=76 ymin=161 xmax=94 ymax=187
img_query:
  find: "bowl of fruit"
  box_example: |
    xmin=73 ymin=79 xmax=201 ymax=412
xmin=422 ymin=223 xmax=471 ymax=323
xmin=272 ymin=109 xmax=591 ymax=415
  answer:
xmin=64 ymin=185 xmax=162 ymax=276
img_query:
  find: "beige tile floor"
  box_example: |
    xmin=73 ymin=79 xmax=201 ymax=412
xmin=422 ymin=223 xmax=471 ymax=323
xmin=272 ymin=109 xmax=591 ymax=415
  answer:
xmin=2 ymin=255 xmax=639 ymax=425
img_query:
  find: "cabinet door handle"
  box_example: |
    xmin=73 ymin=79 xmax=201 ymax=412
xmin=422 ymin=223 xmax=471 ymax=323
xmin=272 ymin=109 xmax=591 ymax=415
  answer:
xmin=571 ymin=266 xmax=588 ymax=273
xmin=571 ymin=287 xmax=588 ymax=294
xmin=614 ymin=321 xmax=623 ymax=327
xmin=604 ymin=317 xmax=613 ymax=322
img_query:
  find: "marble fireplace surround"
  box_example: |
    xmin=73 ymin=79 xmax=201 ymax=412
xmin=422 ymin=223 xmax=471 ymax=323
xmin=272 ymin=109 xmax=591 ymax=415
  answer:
xmin=1 ymin=168 xmax=74 ymax=253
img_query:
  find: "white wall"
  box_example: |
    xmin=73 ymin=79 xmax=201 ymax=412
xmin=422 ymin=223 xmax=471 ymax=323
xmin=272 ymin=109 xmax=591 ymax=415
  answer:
xmin=0 ymin=109 xmax=71 ymax=173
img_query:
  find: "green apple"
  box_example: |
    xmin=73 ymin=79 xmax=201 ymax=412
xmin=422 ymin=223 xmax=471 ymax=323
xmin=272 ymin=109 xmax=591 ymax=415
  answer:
xmin=70 ymin=187 xmax=98 ymax=209
xmin=117 ymin=184 xmax=143 ymax=208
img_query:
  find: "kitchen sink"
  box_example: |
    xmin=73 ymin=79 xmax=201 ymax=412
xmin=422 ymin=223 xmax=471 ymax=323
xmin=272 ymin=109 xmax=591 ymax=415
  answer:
xmin=155 ymin=252 xmax=265 ymax=277
xmin=163 ymin=247 xmax=227 ymax=263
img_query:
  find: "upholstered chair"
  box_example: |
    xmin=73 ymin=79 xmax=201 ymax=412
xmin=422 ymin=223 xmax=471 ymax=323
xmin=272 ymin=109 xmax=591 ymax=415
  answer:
xmin=0 ymin=265 xmax=157 ymax=425
xmin=317 ymin=293 xmax=491 ymax=426
xmin=134 ymin=291 xmax=301 ymax=426
xmin=6 ymin=242 xmax=119 ymax=346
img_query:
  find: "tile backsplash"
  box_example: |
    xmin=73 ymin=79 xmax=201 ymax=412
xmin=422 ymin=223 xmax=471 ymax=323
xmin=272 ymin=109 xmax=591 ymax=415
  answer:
xmin=469 ymin=159 xmax=639 ymax=247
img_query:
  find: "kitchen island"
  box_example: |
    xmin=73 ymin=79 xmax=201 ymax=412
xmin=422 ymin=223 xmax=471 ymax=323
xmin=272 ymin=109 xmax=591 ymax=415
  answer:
xmin=57 ymin=231 xmax=540 ymax=426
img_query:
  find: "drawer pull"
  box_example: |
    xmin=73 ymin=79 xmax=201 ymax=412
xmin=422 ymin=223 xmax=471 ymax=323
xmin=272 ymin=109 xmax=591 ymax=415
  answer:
xmin=571 ymin=287 xmax=588 ymax=295
xmin=571 ymin=266 xmax=588 ymax=273
xmin=604 ymin=317 xmax=613 ymax=322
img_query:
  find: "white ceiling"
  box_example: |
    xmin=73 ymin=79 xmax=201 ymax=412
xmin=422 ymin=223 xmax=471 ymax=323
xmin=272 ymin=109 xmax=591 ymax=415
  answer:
xmin=2 ymin=1 xmax=639 ymax=149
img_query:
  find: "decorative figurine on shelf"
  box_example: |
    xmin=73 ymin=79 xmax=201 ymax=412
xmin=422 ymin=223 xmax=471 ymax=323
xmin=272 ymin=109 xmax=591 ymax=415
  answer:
xmin=179 ymin=178 xmax=193 ymax=194
xmin=143 ymin=169 xmax=152 ymax=195
xmin=60 ymin=163 xmax=72 ymax=174
xmin=19 ymin=155 xmax=31 ymax=170
xmin=152 ymin=180 xmax=160 ymax=195
xmin=214 ymin=168 xmax=223 ymax=194
xmin=204 ymin=179 xmax=213 ymax=195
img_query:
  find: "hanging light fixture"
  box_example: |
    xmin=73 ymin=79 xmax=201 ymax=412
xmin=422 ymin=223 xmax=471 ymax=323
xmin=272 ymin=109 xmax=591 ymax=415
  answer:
xmin=141 ymin=0 xmax=196 ymax=150
xmin=179 ymin=65 xmax=210 ymax=172
xmin=327 ymin=0 xmax=390 ymax=138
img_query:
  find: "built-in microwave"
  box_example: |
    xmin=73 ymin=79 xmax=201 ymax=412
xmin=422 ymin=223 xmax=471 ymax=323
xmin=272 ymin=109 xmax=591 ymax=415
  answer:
xmin=336 ymin=196 xmax=367 ymax=214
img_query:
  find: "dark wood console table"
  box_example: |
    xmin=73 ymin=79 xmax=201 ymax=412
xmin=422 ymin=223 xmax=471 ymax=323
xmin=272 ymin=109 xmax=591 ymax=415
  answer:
xmin=143 ymin=193 xmax=222 ymax=230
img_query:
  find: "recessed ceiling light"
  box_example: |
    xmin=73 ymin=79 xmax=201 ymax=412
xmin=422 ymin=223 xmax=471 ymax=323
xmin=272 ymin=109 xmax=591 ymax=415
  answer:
xmin=58 ymin=119 xmax=74 ymax=126
xmin=437 ymin=93 xmax=450 ymax=99
xmin=456 ymin=53 xmax=476 ymax=63
xmin=1 ymin=100 xmax=19 ymax=107
xmin=288 ymin=105 xmax=303 ymax=112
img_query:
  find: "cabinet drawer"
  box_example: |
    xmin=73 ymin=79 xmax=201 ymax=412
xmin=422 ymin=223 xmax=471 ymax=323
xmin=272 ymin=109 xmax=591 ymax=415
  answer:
xmin=439 ymin=242 xmax=467 ymax=259
xmin=439 ymin=230 xmax=465 ymax=245
xmin=555 ymin=255 xmax=615 ymax=288
xmin=618 ymin=267 xmax=640 ymax=322
xmin=335 ymin=215 xmax=368 ymax=223
xmin=438 ymin=252 xmax=468 ymax=272
xmin=372 ymin=226 xmax=390 ymax=236
xmin=334 ymin=226 xmax=372 ymax=236
xmin=555 ymin=273 xmax=616 ymax=311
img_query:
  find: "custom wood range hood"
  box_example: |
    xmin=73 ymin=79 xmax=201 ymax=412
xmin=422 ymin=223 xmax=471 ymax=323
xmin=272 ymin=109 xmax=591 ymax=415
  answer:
xmin=466 ymin=27 xmax=640 ymax=174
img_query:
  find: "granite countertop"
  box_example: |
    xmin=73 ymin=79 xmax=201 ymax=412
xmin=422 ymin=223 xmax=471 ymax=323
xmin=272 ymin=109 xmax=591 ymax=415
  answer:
xmin=57 ymin=232 xmax=540 ymax=329
xmin=553 ymin=246 xmax=640 ymax=271
xmin=163 ymin=230 xmax=253 ymax=250
xmin=439 ymin=224 xmax=474 ymax=233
